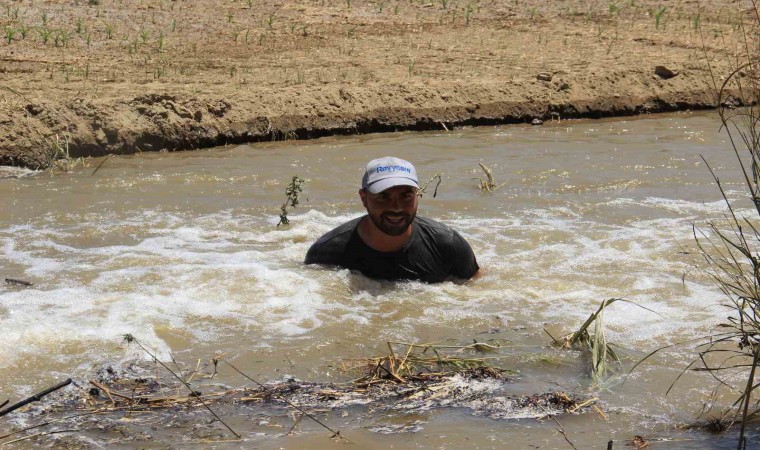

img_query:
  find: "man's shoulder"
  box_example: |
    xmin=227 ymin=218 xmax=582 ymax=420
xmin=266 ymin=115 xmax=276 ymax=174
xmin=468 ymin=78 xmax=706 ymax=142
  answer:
xmin=305 ymin=216 xmax=363 ymax=264
xmin=414 ymin=216 xmax=457 ymax=238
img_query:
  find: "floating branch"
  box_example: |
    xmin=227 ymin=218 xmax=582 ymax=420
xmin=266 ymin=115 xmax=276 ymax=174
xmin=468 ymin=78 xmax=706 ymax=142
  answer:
xmin=418 ymin=173 xmax=443 ymax=198
xmin=0 ymin=379 xmax=71 ymax=418
xmin=475 ymin=163 xmax=497 ymax=191
xmin=121 ymin=334 xmax=241 ymax=439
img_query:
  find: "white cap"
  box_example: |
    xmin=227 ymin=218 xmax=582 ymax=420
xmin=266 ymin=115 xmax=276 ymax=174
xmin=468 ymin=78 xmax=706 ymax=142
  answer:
xmin=361 ymin=156 xmax=419 ymax=194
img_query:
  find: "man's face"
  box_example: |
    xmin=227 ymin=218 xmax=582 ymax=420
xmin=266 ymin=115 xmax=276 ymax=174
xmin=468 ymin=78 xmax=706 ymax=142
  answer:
xmin=360 ymin=185 xmax=419 ymax=236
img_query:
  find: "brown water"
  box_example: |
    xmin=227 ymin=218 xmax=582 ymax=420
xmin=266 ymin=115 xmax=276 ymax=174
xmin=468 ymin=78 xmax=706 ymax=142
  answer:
xmin=1 ymin=112 xmax=756 ymax=448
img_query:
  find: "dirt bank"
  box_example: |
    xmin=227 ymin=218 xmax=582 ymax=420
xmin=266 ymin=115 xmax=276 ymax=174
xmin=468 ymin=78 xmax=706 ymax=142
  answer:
xmin=0 ymin=0 xmax=755 ymax=168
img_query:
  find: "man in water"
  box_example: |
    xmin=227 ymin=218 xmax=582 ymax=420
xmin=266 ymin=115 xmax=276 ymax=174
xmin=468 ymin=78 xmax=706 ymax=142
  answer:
xmin=305 ymin=156 xmax=479 ymax=283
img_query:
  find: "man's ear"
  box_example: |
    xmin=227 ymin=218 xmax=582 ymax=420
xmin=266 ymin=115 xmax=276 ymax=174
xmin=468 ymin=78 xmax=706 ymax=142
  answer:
xmin=359 ymin=189 xmax=368 ymax=208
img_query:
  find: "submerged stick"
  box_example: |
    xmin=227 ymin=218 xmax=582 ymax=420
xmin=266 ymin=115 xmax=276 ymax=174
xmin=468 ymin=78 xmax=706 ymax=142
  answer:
xmin=122 ymin=334 xmax=241 ymax=439
xmin=4 ymin=278 xmax=33 ymax=287
xmin=0 ymin=429 xmax=79 ymax=447
xmin=90 ymin=155 xmax=109 ymax=176
xmin=0 ymin=379 xmax=71 ymax=418
xmin=549 ymin=415 xmax=579 ymax=450
xmin=221 ymin=359 xmax=347 ymax=442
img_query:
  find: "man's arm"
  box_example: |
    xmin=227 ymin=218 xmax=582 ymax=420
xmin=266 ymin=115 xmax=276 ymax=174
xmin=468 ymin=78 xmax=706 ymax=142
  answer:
xmin=450 ymin=231 xmax=479 ymax=280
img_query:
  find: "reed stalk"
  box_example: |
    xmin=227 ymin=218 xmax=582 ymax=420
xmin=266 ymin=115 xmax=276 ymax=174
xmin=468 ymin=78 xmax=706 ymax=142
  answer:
xmin=651 ymin=2 xmax=760 ymax=443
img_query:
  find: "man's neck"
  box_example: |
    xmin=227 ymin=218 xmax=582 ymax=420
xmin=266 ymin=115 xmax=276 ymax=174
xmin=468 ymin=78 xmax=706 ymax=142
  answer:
xmin=357 ymin=216 xmax=413 ymax=252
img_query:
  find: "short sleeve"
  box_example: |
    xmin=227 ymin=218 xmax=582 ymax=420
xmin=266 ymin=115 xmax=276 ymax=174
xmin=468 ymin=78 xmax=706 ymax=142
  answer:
xmin=451 ymin=231 xmax=479 ymax=279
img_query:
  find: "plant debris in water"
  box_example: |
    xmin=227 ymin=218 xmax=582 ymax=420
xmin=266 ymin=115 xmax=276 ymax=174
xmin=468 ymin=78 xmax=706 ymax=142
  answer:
xmin=0 ymin=354 xmax=597 ymax=446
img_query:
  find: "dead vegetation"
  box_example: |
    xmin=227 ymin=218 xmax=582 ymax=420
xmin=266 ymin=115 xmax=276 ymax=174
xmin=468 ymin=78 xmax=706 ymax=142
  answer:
xmin=0 ymin=338 xmax=599 ymax=447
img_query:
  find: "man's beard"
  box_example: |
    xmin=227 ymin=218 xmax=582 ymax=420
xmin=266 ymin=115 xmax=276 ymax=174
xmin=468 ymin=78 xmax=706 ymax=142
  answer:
xmin=368 ymin=211 xmax=415 ymax=236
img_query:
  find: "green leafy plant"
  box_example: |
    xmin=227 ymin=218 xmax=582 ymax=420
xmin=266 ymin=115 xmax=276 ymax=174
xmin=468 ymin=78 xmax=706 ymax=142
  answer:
xmin=277 ymin=176 xmax=305 ymax=227
xmin=4 ymin=26 xmax=16 ymax=44
xmin=104 ymin=23 xmax=114 ymax=39
xmin=654 ymin=6 xmax=666 ymax=29
xmin=17 ymin=23 xmax=29 ymax=40
xmin=38 ymin=27 xmax=52 ymax=44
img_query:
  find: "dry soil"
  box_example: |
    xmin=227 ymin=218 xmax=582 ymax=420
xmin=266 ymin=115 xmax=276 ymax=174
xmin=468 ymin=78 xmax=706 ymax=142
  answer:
xmin=0 ymin=0 xmax=757 ymax=168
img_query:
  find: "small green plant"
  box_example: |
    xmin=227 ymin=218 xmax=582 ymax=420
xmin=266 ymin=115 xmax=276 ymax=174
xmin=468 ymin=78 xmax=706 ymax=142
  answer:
xmin=267 ymin=12 xmax=276 ymax=29
xmin=154 ymin=61 xmax=166 ymax=79
xmin=465 ymin=3 xmax=474 ymax=25
xmin=53 ymin=29 xmax=69 ymax=47
xmin=528 ymin=7 xmax=538 ymax=20
xmin=104 ymin=23 xmax=114 ymax=39
xmin=45 ymin=133 xmax=85 ymax=172
xmin=171 ymin=19 xmax=177 ymax=32
xmin=440 ymin=0 xmax=449 ymax=9
xmin=654 ymin=6 xmax=666 ymax=29
xmin=277 ymin=176 xmax=305 ymax=227
xmin=41 ymin=11 xmax=49 ymax=27
xmin=157 ymin=32 xmax=164 ymax=52
xmin=227 ymin=10 xmax=234 ymax=23
xmin=18 ymin=23 xmax=29 ymax=40
xmin=138 ymin=29 xmax=149 ymax=44
xmin=38 ymin=27 xmax=52 ymax=44
xmin=76 ymin=17 xmax=84 ymax=34
xmin=4 ymin=26 xmax=17 ymax=44
xmin=608 ymin=1 xmax=619 ymax=16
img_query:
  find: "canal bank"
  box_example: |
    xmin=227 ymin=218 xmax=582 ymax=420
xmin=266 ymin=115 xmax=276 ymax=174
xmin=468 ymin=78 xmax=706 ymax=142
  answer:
xmin=0 ymin=0 xmax=753 ymax=168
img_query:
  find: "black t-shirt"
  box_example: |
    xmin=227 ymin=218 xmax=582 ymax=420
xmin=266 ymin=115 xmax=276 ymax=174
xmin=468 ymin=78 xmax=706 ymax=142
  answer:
xmin=304 ymin=216 xmax=479 ymax=283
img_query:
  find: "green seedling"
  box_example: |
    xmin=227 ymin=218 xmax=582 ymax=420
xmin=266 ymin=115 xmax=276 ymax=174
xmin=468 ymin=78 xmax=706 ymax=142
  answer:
xmin=654 ymin=6 xmax=666 ymax=29
xmin=38 ymin=27 xmax=52 ymax=44
xmin=465 ymin=3 xmax=474 ymax=25
xmin=18 ymin=23 xmax=29 ymax=40
xmin=277 ymin=176 xmax=305 ymax=227
xmin=4 ymin=27 xmax=16 ymax=44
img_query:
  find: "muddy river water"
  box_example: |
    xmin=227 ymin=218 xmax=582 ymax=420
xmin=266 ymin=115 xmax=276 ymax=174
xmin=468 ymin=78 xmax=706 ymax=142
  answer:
xmin=1 ymin=112 xmax=757 ymax=448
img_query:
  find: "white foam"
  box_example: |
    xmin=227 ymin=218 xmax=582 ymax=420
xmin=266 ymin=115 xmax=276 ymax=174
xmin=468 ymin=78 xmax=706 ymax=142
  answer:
xmin=0 ymin=190 xmax=737 ymax=383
